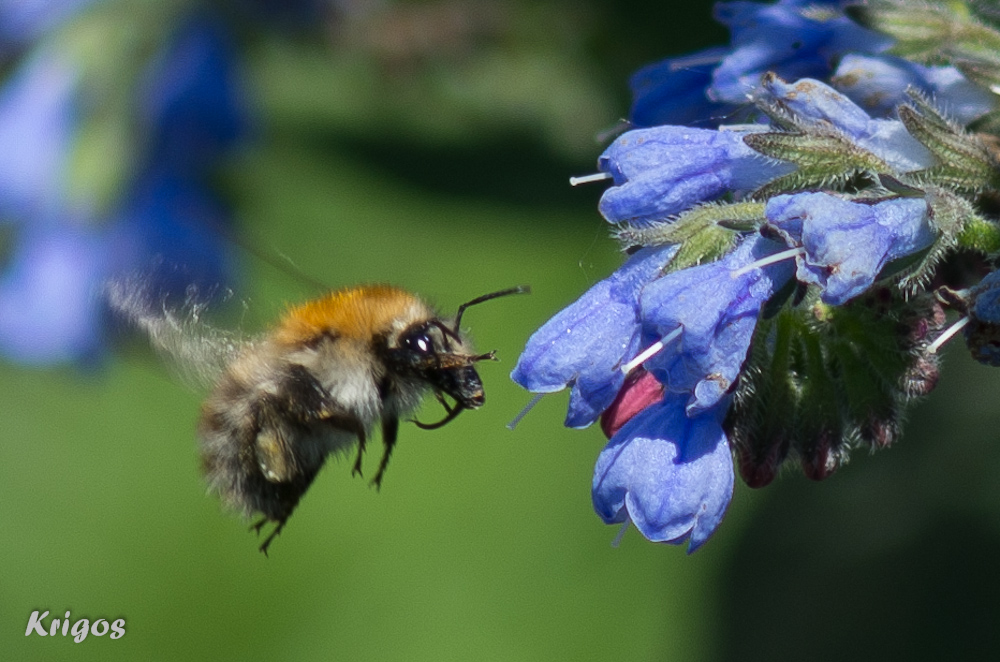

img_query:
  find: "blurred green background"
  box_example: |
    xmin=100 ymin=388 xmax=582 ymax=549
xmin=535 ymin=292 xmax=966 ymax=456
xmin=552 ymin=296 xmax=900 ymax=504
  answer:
xmin=3 ymin=1 xmax=1000 ymax=660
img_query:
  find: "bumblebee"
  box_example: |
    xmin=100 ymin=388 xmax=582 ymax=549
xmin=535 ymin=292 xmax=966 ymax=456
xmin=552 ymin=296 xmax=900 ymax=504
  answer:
xmin=111 ymin=282 xmax=525 ymax=554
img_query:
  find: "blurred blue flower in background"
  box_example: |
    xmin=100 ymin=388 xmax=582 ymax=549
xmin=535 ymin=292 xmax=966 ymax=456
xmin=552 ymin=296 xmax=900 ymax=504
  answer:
xmin=108 ymin=165 xmax=235 ymax=306
xmin=0 ymin=4 xmax=248 ymax=365
xmin=0 ymin=49 xmax=79 ymax=220
xmin=139 ymin=15 xmax=248 ymax=173
xmin=0 ymin=221 xmax=109 ymax=363
xmin=0 ymin=0 xmax=98 ymax=51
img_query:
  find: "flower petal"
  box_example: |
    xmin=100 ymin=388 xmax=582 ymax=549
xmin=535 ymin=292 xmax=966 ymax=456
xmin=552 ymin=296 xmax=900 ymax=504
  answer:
xmin=640 ymin=235 xmax=794 ymax=414
xmin=709 ymin=0 xmax=892 ymax=102
xmin=596 ymin=125 xmax=791 ymax=226
xmin=757 ymin=76 xmax=935 ymax=172
xmin=511 ymin=244 xmax=677 ymax=427
xmin=592 ymin=393 xmax=734 ymax=552
xmin=765 ymin=192 xmax=934 ymax=305
xmin=0 ymin=223 xmax=107 ymax=364
xmin=833 ymin=54 xmax=996 ymax=124
xmin=0 ymin=50 xmax=78 ymax=219
xmin=628 ymin=47 xmax=734 ymax=128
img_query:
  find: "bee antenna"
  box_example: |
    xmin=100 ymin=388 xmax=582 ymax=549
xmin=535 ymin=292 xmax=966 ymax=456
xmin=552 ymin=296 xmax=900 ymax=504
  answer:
xmin=212 ymin=222 xmax=331 ymax=294
xmin=452 ymin=285 xmax=530 ymax=333
xmin=430 ymin=319 xmax=463 ymax=347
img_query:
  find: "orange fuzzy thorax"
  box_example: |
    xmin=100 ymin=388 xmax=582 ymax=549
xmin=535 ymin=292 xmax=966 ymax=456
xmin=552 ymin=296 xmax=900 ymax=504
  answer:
xmin=273 ymin=285 xmax=429 ymax=344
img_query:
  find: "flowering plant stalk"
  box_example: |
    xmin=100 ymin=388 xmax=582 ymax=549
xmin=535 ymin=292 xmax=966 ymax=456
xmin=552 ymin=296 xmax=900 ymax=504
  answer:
xmin=513 ymin=0 xmax=1000 ymax=551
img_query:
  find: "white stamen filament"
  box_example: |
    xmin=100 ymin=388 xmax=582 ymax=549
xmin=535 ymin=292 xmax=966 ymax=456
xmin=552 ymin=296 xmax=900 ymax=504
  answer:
xmin=926 ymin=316 xmax=970 ymax=354
xmin=668 ymin=51 xmax=726 ymax=70
xmin=569 ymin=172 xmax=613 ymax=186
xmin=620 ymin=326 xmax=684 ymax=375
xmin=506 ymin=393 xmax=546 ymax=430
xmin=730 ymin=246 xmax=806 ymax=279
xmin=718 ymin=123 xmax=771 ymax=133
xmin=612 ymin=518 xmax=630 ymax=548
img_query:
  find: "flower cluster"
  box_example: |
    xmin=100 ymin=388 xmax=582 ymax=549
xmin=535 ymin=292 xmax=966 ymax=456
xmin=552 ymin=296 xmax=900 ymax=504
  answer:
xmin=514 ymin=0 xmax=1000 ymax=551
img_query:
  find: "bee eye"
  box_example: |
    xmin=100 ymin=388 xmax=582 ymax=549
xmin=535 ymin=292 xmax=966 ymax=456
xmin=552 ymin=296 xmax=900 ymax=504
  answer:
xmin=401 ymin=328 xmax=435 ymax=355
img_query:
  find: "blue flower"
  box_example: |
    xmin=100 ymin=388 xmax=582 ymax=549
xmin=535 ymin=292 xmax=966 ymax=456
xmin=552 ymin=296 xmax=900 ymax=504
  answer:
xmin=511 ymin=244 xmax=678 ymax=428
xmin=628 ymin=47 xmax=735 ymax=128
xmin=514 ymin=0 xmax=998 ymax=552
xmin=756 ymin=75 xmax=935 ymax=172
xmin=0 ymin=49 xmax=78 ymax=219
xmin=710 ymin=0 xmax=892 ymax=103
xmin=108 ymin=166 xmax=234 ymax=304
xmin=0 ymin=221 xmax=109 ymax=364
xmin=592 ymin=392 xmax=734 ymax=552
xmin=0 ymin=165 xmax=233 ymax=365
xmin=832 ymin=53 xmax=997 ymax=125
xmin=597 ymin=125 xmax=792 ymax=226
xmin=964 ymin=270 xmax=1000 ymax=366
xmin=765 ymin=192 xmax=935 ymax=305
xmin=626 ymin=0 xmax=893 ymax=128
xmin=640 ymin=234 xmax=794 ymax=415
xmin=0 ymin=0 xmax=97 ymax=49
xmin=139 ymin=15 xmax=248 ymax=173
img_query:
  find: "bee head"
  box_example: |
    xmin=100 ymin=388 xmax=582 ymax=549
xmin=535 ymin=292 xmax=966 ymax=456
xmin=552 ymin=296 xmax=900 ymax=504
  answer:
xmin=384 ymin=286 xmax=529 ymax=410
xmin=387 ymin=319 xmax=493 ymax=409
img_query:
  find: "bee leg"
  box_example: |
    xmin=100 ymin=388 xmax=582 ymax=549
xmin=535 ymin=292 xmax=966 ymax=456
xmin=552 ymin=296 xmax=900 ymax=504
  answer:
xmin=351 ymin=428 xmax=367 ymax=478
xmin=249 ymin=517 xmax=284 ymax=557
xmin=372 ymin=415 xmax=399 ymax=491
xmin=317 ymin=412 xmax=368 ymax=478
xmin=250 ymin=517 xmax=268 ymax=535
xmin=411 ymin=401 xmax=465 ymax=430
xmin=410 ymin=391 xmax=465 ymax=430
xmin=251 ymin=465 xmax=322 ymax=556
xmin=258 ymin=519 xmax=287 ymax=557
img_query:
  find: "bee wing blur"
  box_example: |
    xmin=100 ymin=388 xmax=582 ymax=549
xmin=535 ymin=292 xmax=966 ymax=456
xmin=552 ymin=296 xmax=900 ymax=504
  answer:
xmin=106 ymin=277 xmax=250 ymax=389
